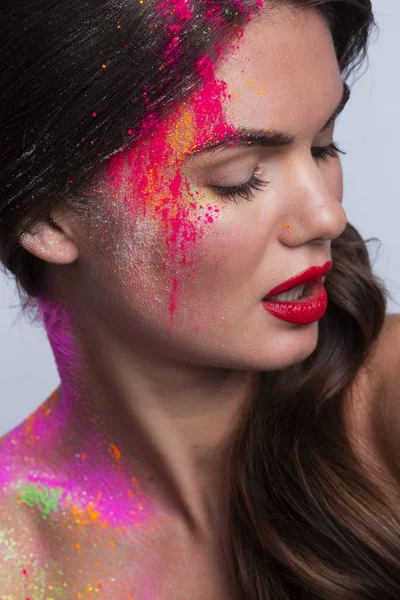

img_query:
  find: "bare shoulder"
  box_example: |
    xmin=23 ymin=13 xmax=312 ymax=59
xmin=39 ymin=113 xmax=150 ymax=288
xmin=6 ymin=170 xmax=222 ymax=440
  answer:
xmin=342 ymin=314 xmax=400 ymax=478
xmin=350 ymin=313 xmax=400 ymax=397
xmin=379 ymin=312 xmax=400 ymax=375
xmin=0 ymin=429 xmax=46 ymax=598
xmin=375 ymin=311 xmax=400 ymax=395
xmin=345 ymin=313 xmax=398 ymax=401
xmin=366 ymin=313 xmax=400 ymax=486
xmin=0 ymin=490 xmax=29 ymax=597
xmin=370 ymin=312 xmax=400 ymax=423
xmin=0 ymin=487 xmax=29 ymax=598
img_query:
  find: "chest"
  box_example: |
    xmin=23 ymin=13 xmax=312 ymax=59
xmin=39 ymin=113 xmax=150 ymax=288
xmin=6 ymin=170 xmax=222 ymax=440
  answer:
xmin=31 ymin=519 xmax=241 ymax=600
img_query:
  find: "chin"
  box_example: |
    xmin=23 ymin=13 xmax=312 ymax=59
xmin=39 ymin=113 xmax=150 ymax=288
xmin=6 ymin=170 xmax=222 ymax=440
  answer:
xmin=233 ymin=326 xmax=320 ymax=372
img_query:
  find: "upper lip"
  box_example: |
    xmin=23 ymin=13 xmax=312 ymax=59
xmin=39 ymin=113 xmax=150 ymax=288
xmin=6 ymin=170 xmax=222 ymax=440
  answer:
xmin=263 ymin=260 xmax=333 ymax=299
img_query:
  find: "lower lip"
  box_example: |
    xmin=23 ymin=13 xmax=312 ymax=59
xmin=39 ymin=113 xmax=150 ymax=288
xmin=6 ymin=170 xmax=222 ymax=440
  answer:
xmin=261 ymin=279 xmax=328 ymax=325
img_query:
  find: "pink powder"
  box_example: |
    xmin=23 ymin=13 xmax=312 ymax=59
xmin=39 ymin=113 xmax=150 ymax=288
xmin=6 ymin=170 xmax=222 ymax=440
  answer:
xmin=156 ymin=0 xmax=193 ymax=21
xmin=104 ymin=0 xmax=265 ymax=321
xmin=191 ymin=54 xmax=238 ymax=151
xmin=104 ymin=50 xmax=240 ymax=323
xmin=163 ymin=35 xmax=182 ymax=67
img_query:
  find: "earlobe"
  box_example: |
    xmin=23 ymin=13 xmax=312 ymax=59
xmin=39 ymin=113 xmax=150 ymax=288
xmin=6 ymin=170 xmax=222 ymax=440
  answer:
xmin=19 ymin=220 xmax=79 ymax=265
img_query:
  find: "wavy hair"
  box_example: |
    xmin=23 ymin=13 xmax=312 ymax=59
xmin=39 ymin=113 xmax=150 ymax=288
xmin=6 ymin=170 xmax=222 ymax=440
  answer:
xmin=226 ymin=219 xmax=400 ymax=598
xmin=2 ymin=0 xmax=400 ymax=597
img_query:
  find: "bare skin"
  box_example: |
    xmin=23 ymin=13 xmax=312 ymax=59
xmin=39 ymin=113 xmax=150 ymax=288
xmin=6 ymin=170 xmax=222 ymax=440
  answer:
xmin=1 ymin=4 xmax=391 ymax=599
xmin=347 ymin=313 xmax=400 ymax=504
xmin=342 ymin=314 xmax=400 ymax=498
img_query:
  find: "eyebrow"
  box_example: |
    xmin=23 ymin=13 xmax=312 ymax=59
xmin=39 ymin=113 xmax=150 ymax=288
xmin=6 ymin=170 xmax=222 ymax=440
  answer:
xmin=186 ymin=80 xmax=351 ymax=157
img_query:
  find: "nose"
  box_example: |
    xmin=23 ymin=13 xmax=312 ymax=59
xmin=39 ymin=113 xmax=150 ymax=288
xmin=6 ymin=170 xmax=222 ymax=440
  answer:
xmin=279 ymin=155 xmax=347 ymax=246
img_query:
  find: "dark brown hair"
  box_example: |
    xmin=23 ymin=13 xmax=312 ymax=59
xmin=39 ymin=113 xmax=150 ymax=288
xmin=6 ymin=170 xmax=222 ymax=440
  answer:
xmin=2 ymin=0 xmax=400 ymax=597
xmin=226 ymin=220 xmax=400 ymax=598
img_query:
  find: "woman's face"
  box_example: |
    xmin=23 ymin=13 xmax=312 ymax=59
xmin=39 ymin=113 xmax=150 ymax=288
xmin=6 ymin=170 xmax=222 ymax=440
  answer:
xmin=64 ymin=4 xmax=348 ymax=372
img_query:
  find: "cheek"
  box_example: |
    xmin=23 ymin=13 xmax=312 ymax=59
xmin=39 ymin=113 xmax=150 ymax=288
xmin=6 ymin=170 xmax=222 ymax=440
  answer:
xmin=90 ymin=184 xmax=265 ymax=331
xmin=191 ymin=205 xmax=264 ymax=279
xmin=88 ymin=179 xmax=227 ymax=322
xmin=164 ymin=195 xmax=271 ymax=330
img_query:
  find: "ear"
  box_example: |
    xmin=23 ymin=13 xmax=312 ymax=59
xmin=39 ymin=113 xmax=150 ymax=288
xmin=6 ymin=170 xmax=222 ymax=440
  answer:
xmin=19 ymin=208 xmax=79 ymax=265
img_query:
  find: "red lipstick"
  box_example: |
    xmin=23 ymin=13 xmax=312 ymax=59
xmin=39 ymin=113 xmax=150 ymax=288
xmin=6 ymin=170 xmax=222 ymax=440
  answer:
xmin=263 ymin=261 xmax=332 ymax=299
xmin=262 ymin=261 xmax=332 ymax=325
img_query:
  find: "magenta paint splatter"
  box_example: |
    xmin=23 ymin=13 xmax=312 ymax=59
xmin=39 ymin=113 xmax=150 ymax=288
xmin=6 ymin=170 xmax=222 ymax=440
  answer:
xmin=156 ymin=0 xmax=193 ymax=21
xmin=163 ymin=35 xmax=182 ymax=67
xmin=104 ymin=48 xmax=240 ymax=323
xmin=169 ymin=275 xmax=179 ymax=318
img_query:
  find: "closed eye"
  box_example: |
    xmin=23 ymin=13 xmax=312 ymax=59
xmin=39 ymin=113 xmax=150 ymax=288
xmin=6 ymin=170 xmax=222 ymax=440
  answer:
xmin=211 ymin=141 xmax=346 ymax=203
xmin=211 ymin=174 xmax=270 ymax=204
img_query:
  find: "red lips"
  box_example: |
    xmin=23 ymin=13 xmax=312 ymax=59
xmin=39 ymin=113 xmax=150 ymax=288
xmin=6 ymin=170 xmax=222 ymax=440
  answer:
xmin=263 ymin=261 xmax=333 ymax=299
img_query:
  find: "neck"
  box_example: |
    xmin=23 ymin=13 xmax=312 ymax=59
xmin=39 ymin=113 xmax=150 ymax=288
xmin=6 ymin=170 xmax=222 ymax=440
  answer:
xmin=36 ymin=297 xmax=260 ymax=538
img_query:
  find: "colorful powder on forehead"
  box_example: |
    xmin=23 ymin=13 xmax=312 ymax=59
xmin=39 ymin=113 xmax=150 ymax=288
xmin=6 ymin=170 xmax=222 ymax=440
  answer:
xmin=106 ymin=46 xmax=241 ymax=322
xmin=191 ymin=54 xmax=238 ymax=145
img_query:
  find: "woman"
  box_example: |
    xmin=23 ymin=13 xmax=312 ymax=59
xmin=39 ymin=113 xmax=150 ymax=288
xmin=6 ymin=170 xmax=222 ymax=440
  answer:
xmin=1 ymin=0 xmax=400 ymax=597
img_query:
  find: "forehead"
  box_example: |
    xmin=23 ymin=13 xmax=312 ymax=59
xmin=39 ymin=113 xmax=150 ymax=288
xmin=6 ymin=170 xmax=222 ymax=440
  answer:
xmin=104 ymin=4 xmax=343 ymax=182
xmin=213 ymin=5 xmax=342 ymax=134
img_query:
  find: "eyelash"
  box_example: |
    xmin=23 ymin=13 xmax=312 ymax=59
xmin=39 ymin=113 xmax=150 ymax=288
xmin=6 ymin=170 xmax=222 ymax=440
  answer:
xmin=212 ymin=174 xmax=269 ymax=204
xmin=212 ymin=142 xmax=346 ymax=203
